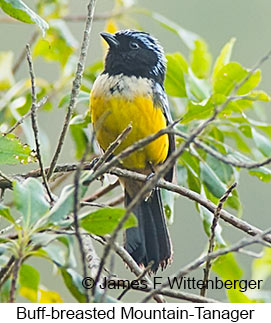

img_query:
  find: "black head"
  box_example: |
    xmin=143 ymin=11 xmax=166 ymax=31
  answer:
xmin=101 ymin=30 xmax=166 ymax=85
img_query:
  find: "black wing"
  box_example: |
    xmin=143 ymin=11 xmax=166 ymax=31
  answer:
xmin=153 ymin=82 xmax=175 ymax=183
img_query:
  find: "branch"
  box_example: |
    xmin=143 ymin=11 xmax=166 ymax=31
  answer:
xmin=110 ymin=167 xmax=271 ymax=244
xmin=174 ymin=129 xmax=271 ymax=169
xmin=141 ymin=227 xmax=271 ymax=302
xmin=26 ymin=45 xmax=53 ymax=203
xmin=83 ymin=180 xmax=120 ymax=203
xmin=46 ymin=0 xmax=97 ymax=181
xmin=200 ymin=182 xmax=237 ymax=297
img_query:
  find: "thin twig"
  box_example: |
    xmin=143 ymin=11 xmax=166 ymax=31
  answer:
xmin=9 ymin=257 xmax=21 ymax=303
xmin=92 ymin=124 xmax=132 ymax=172
xmin=0 ymin=171 xmax=13 ymax=185
xmin=200 ymin=182 xmax=237 ymax=297
xmin=141 ymin=227 xmax=271 ymax=302
xmin=4 ymin=96 xmax=48 ymax=135
xmin=47 ymin=0 xmax=97 ymax=181
xmin=117 ymin=261 xmax=153 ymax=301
xmin=12 ymin=31 xmax=39 ymax=75
xmin=26 ymin=45 xmax=53 ymax=203
xmin=83 ymin=180 xmax=120 ymax=203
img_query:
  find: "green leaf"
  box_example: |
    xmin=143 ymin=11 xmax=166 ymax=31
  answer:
xmin=70 ymin=114 xmax=91 ymax=159
xmin=190 ymin=39 xmax=212 ymax=79
xmin=165 ymin=53 xmax=187 ymax=97
xmin=0 ymin=204 xmax=15 ymax=224
xmin=13 ymin=178 xmax=50 ymax=228
xmin=48 ymin=172 xmax=89 ymax=224
xmin=0 ymin=133 xmax=35 ymax=165
xmin=161 ymin=189 xmax=176 ymax=225
xmin=19 ymin=264 xmax=40 ymax=302
xmin=213 ymin=62 xmax=247 ymax=95
xmin=237 ymin=69 xmax=261 ymax=95
xmin=84 ymin=61 xmax=104 ymax=83
xmin=249 ymin=167 xmax=271 ymax=182
xmin=205 ymin=154 xmax=234 ymax=185
xmin=0 ymin=0 xmax=48 ymax=36
xmin=251 ymin=128 xmax=271 ymax=157
xmin=149 ymin=12 xmax=200 ymax=49
xmin=61 ymin=268 xmax=86 ymax=303
xmin=33 ymin=20 xmax=76 ymax=67
xmin=212 ymin=38 xmax=236 ymax=82
xmin=200 ymin=161 xmax=227 ymax=198
xmin=198 ymin=200 xmax=226 ymax=246
xmin=181 ymin=100 xmax=213 ymax=124
xmin=0 ymin=51 xmax=14 ymax=90
xmin=252 ymin=247 xmax=271 ymax=282
xmin=213 ymin=252 xmax=251 ymax=303
xmin=80 ymin=208 xmax=137 ymax=236
xmin=59 ymin=90 xmax=89 ymax=108
xmin=213 ymin=61 xmax=261 ymax=96
xmin=186 ymin=69 xmax=211 ymax=101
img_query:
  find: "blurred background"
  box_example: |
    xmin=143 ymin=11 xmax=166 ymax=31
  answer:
xmin=0 ymin=0 xmax=270 ymax=302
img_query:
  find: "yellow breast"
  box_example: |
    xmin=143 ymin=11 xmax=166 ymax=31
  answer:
xmin=90 ymin=74 xmax=169 ymax=170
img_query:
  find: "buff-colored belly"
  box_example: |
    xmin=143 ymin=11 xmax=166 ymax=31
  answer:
xmin=90 ymin=94 xmax=169 ymax=170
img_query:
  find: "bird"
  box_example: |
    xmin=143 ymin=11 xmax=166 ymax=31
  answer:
xmin=90 ymin=29 xmax=175 ymax=273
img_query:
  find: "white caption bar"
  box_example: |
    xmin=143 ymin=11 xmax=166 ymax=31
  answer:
xmin=0 ymin=303 xmax=269 ymax=322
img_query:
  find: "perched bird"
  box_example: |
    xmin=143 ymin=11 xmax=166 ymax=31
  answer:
xmin=90 ymin=30 xmax=175 ymax=272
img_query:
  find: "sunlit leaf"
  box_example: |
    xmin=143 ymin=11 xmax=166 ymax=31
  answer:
xmin=0 ymin=0 xmax=48 ymax=36
xmin=39 ymin=289 xmax=63 ymax=303
xmin=0 ymin=133 xmax=35 ymax=165
xmin=213 ymin=252 xmax=252 ymax=302
xmin=0 ymin=51 xmax=14 ymax=90
xmin=213 ymin=62 xmax=247 ymax=95
xmin=80 ymin=208 xmax=137 ymax=235
xmin=33 ymin=20 xmax=77 ymax=67
xmin=190 ymin=40 xmax=212 ymax=79
xmin=212 ymin=38 xmax=236 ymax=82
xmin=0 ymin=204 xmax=15 ymax=224
xmin=252 ymin=248 xmax=271 ymax=282
xmin=19 ymin=264 xmax=40 ymax=302
xmin=182 ymin=99 xmax=213 ymax=124
xmin=165 ymin=53 xmax=187 ymax=97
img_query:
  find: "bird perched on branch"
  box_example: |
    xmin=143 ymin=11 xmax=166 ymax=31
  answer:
xmin=90 ymin=30 xmax=175 ymax=272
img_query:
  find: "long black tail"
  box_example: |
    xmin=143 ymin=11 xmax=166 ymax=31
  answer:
xmin=124 ymin=188 xmax=172 ymax=273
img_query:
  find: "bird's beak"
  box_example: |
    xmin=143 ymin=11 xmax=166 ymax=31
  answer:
xmin=100 ymin=32 xmax=119 ymax=48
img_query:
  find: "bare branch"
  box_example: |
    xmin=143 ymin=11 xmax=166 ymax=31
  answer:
xmin=47 ymin=0 xmax=97 ymax=181
xmin=83 ymin=180 xmax=120 ymax=203
xmin=110 ymin=167 xmax=271 ymax=244
xmin=200 ymin=182 xmax=237 ymax=297
xmin=26 ymin=45 xmax=53 ymax=203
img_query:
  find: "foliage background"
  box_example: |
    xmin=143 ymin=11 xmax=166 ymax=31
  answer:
xmin=0 ymin=0 xmax=271 ymax=302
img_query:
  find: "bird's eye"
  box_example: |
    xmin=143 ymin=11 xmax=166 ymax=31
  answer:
xmin=129 ymin=41 xmax=140 ymax=50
